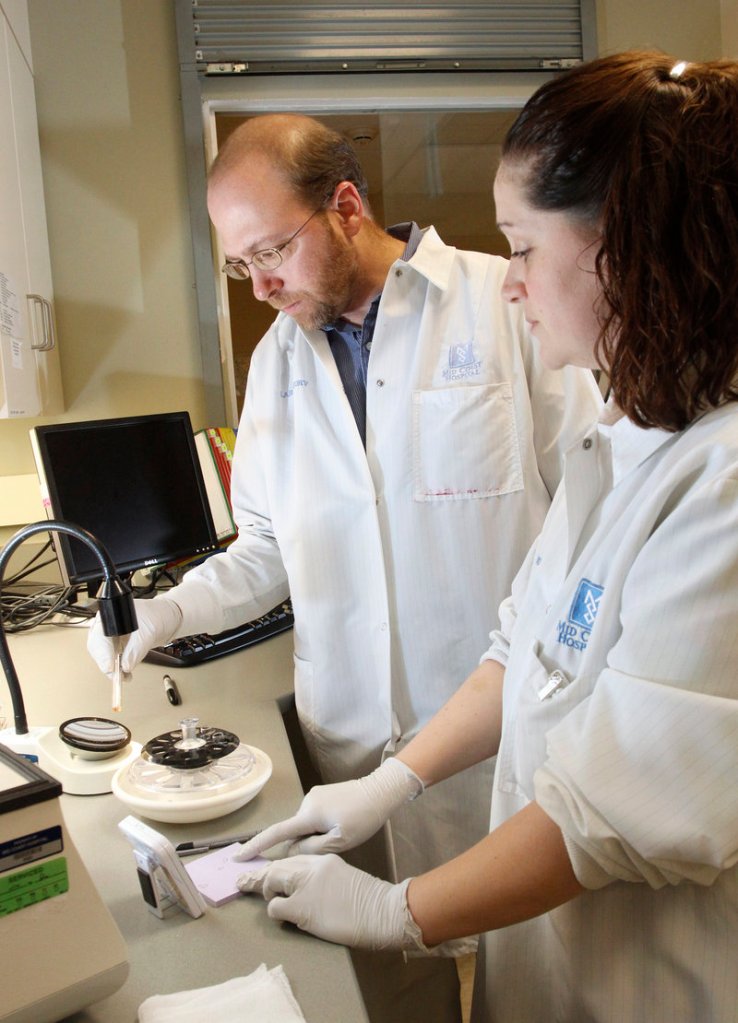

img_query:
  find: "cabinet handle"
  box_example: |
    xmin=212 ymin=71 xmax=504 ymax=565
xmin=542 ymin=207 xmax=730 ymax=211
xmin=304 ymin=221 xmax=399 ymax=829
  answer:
xmin=28 ymin=294 xmax=56 ymax=351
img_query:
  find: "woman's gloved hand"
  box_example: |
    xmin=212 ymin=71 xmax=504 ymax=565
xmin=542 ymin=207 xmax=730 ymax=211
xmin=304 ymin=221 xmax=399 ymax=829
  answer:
xmin=86 ymin=595 xmax=183 ymax=677
xmin=239 ymin=853 xmax=424 ymax=952
xmin=234 ymin=758 xmax=424 ymax=861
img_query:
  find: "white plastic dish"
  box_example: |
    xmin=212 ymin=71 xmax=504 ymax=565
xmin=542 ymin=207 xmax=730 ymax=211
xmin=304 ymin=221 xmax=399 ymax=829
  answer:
xmin=111 ymin=743 xmax=272 ymax=824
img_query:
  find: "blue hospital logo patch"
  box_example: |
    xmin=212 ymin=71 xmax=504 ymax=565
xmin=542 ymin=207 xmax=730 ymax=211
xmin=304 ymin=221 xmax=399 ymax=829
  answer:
xmin=443 ymin=341 xmax=481 ymax=380
xmin=569 ymin=578 xmax=603 ymax=629
xmin=556 ymin=578 xmax=603 ymax=652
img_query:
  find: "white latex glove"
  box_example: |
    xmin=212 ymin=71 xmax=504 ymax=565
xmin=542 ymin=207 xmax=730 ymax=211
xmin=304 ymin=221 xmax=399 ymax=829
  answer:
xmin=234 ymin=757 xmax=424 ymax=861
xmin=86 ymin=595 xmax=183 ymax=676
xmin=238 ymin=853 xmax=426 ymax=952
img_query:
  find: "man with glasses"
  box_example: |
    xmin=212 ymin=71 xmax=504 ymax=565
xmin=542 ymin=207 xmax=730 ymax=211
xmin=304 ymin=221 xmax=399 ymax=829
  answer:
xmin=88 ymin=113 xmax=601 ymax=1022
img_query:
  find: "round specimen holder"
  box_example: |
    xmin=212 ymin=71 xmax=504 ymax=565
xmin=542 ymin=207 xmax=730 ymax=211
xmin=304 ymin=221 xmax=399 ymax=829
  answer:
xmin=111 ymin=716 xmax=272 ymax=823
xmin=142 ymin=719 xmax=240 ymax=770
xmin=59 ymin=717 xmax=132 ymax=761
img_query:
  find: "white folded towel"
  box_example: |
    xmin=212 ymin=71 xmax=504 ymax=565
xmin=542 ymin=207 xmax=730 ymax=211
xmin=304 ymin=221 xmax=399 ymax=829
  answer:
xmin=138 ymin=963 xmax=307 ymax=1022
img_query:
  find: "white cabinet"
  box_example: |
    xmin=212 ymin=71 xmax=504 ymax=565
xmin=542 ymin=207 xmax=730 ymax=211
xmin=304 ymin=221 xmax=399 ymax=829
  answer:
xmin=0 ymin=0 xmax=63 ymax=417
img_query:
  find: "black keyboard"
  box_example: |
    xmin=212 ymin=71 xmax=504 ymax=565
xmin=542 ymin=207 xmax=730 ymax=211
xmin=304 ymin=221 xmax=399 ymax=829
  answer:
xmin=144 ymin=600 xmax=293 ymax=667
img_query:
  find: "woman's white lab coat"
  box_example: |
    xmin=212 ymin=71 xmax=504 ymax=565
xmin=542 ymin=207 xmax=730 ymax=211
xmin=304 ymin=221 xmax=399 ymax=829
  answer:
xmin=177 ymin=228 xmax=601 ymax=881
xmin=478 ymin=400 xmax=738 ymax=1022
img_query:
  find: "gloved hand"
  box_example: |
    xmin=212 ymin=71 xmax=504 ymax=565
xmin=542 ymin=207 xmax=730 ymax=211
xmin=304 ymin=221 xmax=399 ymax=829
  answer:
xmin=239 ymin=853 xmax=426 ymax=952
xmin=86 ymin=595 xmax=183 ymax=677
xmin=234 ymin=757 xmax=424 ymax=861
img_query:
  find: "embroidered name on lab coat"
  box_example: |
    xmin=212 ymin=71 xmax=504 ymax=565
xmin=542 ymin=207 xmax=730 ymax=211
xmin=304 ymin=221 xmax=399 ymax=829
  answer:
xmin=280 ymin=379 xmax=309 ymax=398
xmin=557 ymin=577 xmax=603 ymax=651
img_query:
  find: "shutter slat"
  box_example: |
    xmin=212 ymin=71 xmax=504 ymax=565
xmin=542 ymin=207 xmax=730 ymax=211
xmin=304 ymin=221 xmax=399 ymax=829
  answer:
xmin=185 ymin=1 xmax=588 ymax=72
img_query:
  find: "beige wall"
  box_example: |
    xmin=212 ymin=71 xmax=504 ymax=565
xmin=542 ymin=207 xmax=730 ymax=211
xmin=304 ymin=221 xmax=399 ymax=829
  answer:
xmin=721 ymin=0 xmax=738 ymax=57
xmin=596 ymin=0 xmax=722 ymax=58
xmin=0 ymin=0 xmax=728 ymax=540
xmin=1 ymin=0 xmax=207 ymax=500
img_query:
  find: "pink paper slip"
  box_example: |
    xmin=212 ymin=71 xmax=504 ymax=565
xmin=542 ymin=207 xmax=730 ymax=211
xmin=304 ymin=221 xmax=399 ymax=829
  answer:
xmin=184 ymin=842 xmax=269 ymax=907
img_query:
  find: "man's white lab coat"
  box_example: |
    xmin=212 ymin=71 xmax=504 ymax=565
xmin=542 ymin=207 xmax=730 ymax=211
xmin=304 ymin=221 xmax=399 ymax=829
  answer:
xmin=480 ymin=400 xmax=738 ymax=1022
xmin=176 ymin=228 xmax=602 ymax=880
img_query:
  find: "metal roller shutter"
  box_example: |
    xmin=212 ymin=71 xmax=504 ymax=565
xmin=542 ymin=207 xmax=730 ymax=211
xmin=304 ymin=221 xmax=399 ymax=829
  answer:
xmin=181 ymin=1 xmax=595 ymax=76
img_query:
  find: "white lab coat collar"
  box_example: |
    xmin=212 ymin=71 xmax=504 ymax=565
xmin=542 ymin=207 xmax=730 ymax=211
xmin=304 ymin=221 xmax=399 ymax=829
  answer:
xmin=402 ymin=225 xmax=456 ymax=290
xmin=283 ymin=226 xmax=454 ymax=359
xmin=596 ymin=398 xmax=674 ymax=487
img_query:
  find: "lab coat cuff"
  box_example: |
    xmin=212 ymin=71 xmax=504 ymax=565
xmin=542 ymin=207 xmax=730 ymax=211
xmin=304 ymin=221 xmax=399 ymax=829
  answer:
xmin=534 ymin=765 xmax=633 ymax=891
xmin=169 ymin=577 xmax=226 ymax=638
xmin=479 ymin=628 xmax=509 ymax=668
xmin=558 ymin=831 xmax=618 ymax=891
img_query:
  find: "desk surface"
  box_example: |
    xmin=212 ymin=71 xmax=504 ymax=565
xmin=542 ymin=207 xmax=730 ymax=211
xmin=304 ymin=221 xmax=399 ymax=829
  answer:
xmin=2 ymin=624 xmax=368 ymax=1023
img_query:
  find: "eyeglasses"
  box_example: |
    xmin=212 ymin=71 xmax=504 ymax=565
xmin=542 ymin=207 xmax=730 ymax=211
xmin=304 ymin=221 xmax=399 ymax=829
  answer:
xmin=221 ymin=206 xmax=324 ymax=281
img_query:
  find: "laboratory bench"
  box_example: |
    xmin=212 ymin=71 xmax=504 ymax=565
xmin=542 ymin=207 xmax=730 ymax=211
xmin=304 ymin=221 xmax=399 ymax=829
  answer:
xmin=1 ymin=623 xmax=368 ymax=1022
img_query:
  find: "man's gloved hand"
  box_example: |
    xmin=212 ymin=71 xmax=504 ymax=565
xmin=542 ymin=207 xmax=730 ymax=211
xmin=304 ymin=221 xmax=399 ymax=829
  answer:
xmin=86 ymin=595 xmax=183 ymax=677
xmin=234 ymin=758 xmax=424 ymax=861
xmin=239 ymin=853 xmax=426 ymax=952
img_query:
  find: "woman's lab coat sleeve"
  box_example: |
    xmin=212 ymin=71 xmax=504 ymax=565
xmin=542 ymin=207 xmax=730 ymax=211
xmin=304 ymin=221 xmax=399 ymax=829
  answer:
xmin=535 ymin=475 xmax=738 ymax=891
xmin=481 ymin=542 xmax=537 ymax=669
xmin=172 ymin=382 xmax=289 ymax=637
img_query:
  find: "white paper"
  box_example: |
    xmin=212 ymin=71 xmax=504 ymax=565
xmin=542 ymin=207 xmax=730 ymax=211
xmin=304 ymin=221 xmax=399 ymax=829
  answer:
xmin=0 ymin=271 xmax=24 ymax=340
xmin=138 ymin=963 xmax=308 ymax=1023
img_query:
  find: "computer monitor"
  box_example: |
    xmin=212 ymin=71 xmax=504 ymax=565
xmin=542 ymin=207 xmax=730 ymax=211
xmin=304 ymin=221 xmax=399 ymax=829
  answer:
xmin=30 ymin=411 xmax=220 ymax=586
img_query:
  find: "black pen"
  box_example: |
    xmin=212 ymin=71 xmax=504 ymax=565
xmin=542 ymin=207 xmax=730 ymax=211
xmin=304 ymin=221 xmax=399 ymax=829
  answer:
xmin=175 ymin=830 xmax=261 ymax=857
xmin=163 ymin=673 xmax=181 ymax=706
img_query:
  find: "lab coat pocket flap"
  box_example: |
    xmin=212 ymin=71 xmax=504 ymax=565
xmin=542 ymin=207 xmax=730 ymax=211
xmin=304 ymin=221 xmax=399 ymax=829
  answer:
xmin=412 ymin=382 xmax=523 ymax=501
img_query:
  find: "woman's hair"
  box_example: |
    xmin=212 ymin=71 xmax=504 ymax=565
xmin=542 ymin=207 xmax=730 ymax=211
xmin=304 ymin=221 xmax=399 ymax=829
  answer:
xmin=210 ymin=113 xmax=371 ymax=212
xmin=502 ymin=51 xmax=738 ymax=431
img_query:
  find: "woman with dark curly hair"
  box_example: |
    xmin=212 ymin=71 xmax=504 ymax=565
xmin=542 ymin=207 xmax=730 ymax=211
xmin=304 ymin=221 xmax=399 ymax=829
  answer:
xmin=239 ymin=51 xmax=738 ymax=1022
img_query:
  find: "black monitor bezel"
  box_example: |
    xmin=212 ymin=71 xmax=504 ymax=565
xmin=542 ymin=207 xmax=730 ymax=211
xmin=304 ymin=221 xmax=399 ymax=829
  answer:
xmin=30 ymin=411 xmax=220 ymax=585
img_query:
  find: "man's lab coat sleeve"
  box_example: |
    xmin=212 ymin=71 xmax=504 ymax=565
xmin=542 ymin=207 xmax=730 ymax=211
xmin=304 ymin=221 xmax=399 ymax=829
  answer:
xmin=535 ymin=475 xmax=738 ymax=891
xmin=172 ymin=399 xmax=289 ymax=638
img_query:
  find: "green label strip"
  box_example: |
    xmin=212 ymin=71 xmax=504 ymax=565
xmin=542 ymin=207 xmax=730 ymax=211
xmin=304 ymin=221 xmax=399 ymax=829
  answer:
xmin=0 ymin=857 xmax=69 ymax=917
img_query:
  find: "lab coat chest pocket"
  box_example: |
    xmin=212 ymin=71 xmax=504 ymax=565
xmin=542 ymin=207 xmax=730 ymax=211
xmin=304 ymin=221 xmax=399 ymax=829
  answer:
xmin=498 ymin=642 xmax=588 ymax=799
xmin=412 ymin=383 xmax=523 ymax=501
